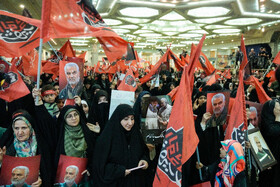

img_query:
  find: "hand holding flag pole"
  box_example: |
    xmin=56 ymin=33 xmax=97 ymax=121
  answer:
xmin=196 ymin=147 xmax=203 ymax=181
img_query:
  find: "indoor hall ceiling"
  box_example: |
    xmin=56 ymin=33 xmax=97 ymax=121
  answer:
xmin=1 ymin=0 xmax=280 ymax=52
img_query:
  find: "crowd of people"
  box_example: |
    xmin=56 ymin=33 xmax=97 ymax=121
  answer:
xmin=0 ymin=52 xmax=279 ymax=187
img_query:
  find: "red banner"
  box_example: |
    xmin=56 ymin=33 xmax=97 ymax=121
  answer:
xmin=0 ymin=11 xmax=42 ymax=57
xmin=0 ymin=62 xmax=30 ymax=102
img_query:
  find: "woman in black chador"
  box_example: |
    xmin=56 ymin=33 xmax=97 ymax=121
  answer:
xmin=92 ymin=104 xmax=150 ymax=187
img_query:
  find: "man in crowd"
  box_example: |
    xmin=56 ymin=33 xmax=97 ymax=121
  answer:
xmin=59 ymin=62 xmax=83 ymax=99
xmin=254 ymin=136 xmax=273 ymax=166
xmin=7 ymin=166 xmax=30 ymax=187
xmin=54 ymin=165 xmax=79 ymax=187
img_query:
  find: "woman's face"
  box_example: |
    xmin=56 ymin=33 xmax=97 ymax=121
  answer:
xmin=121 ymin=115 xmax=135 ymax=131
xmin=198 ymin=95 xmax=206 ymax=106
xmin=98 ymin=96 xmax=107 ymax=104
xmin=65 ymin=110 xmax=80 ymax=126
xmin=82 ymin=104 xmax=89 ymax=114
xmin=220 ymin=147 xmax=227 ymax=158
xmin=13 ymin=120 xmax=31 ymax=142
xmin=101 ymin=74 xmax=106 ymax=80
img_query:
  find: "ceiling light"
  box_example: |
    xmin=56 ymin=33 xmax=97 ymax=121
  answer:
xmin=20 ymin=4 xmax=25 ymax=9
xmin=188 ymin=30 xmax=208 ymax=34
xmin=232 ymin=40 xmax=234 ymax=42
xmin=268 ymin=10 xmax=273 ymax=13
xmin=139 ymin=33 xmax=162 ymax=37
xmin=213 ymin=29 xmax=241 ymax=33
xmin=118 ymin=17 xmax=150 ymax=23
xmin=113 ymin=29 xmax=131 ymax=34
xmin=188 ymin=7 xmax=230 ymax=17
xmin=225 ymin=18 xmax=262 ymax=25
xmin=180 ymin=41 xmax=199 ymax=44
xmin=103 ymin=19 xmax=122 ymax=25
xmin=194 ymin=17 xmax=231 ymax=24
xmin=70 ymin=40 xmax=90 ymax=43
xmin=261 ymin=27 xmax=265 ymax=32
xmin=178 ymin=33 xmax=202 ymax=38
xmin=116 ymin=25 xmax=139 ymax=29
xmin=120 ymin=7 xmax=159 ymax=17
xmin=119 ymin=0 xmax=176 ymax=7
xmin=164 ymin=32 xmax=179 ymax=36
xmin=172 ymin=44 xmax=186 ymax=47
xmin=134 ymin=30 xmax=153 ymax=34
xmin=71 ymin=37 xmax=92 ymax=39
xmin=159 ymin=11 xmax=185 ymax=20
xmin=72 ymin=43 xmax=88 ymax=46
xmin=136 ymin=42 xmax=156 ymax=45
xmin=205 ymin=25 xmax=234 ymax=29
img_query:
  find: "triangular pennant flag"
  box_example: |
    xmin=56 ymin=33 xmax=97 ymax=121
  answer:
xmin=0 ymin=10 xmax=42 ymax=57
xmin=42 ymin=60 xmax=59 ymax=80
xmin=251 ymin=76 xmax=271 ymax=104
xmin=0 ymin=63 xmax=30 ymax=102
xmin=117 ymin=69 xmax=137 ymax=92
xmin=59 ymin=40 xmax=75 ymax=59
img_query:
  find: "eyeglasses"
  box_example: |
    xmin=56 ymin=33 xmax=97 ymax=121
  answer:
xmin=66 ymin=112 xmax=79 ymax=119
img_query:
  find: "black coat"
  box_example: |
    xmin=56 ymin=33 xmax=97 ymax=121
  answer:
xmin=92 ymin=104 xmax=150 ymax=187
xmin=0 ymin=107 xmax=57 ymax=187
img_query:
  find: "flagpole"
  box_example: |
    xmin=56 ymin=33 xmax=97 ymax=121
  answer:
xmin=263 ymin=59 xmax=273 ymax=78
xmin=246 ymin=129 xmax=252 ymax=170
xmin=196 ymin=147 xmax=203 ymax=181
xmin=35 ymin=38 xmax=43 ymax=104
xmin=47 ymin=41 xmax=61 ymax=61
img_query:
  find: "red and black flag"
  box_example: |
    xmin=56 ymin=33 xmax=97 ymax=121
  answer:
xmin=117 ymin=69 xmax=137 ymax=92
xmin=41 ymin=0 xmax=129 ymax=62
xmin=0 ymin=62 xmax=30 ymax=102
xmin=153 ymin=35 xmax=205 ymax=187
xmin=0 ymin=11 xmax=42 ymax=57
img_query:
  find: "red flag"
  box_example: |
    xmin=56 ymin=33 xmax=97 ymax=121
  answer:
xmin=59 ymin=40 xmax=75 ymax=58
xmin=206 ymin=73 xmax=217 ymax=86
xmin=273 ymin=50 xmax=280 ymax=65
xmin=225 ymin=35 xmax=248 ymax=146
xmin=153 ymin=35 xmax=205 ymax=187
xmin=193 ymin=46 xmax=215 ymax=76
xmin=78 ymin=51 xmax=87 ymax=62
xmin=265 ymin=70 xmax=276 ymax=82
xmin=0 ymin=11 xmax=42 ymax=57
xmin=41 ymin=0 xmax=129 ymax=62
xmin=97 ymin=37 xmax=129 ymax=63
xmin=94 ymin=61 xmax=106 ymax=74
xmin=140 ymin=50 xmax=169 ymax=84
xmin=117 ymin=69 xmax=137 ymax=92
xmin=21 ymin=49 xmax=42 ymax=79
xmin=167 ymin=86 xmax=179 ymax=102
xmin=251 ymin=76 xmax=271 ymax=104
xmin=168 ymin=49 xmax=185 ymax=71
xmin=225 ymin=71 xmax=247 ymax=145
xmin=222 ymin=69 xmax=232 ymax=79
xmin=0 ymin=63 xmax=30 ymax=102
xmin=41 ymin=0 xmax=122 ymax=39
xmin=42 ymin=60 xmax=59 ymax=80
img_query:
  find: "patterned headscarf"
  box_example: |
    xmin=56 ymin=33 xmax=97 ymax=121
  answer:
xmin=215 ymin=139 xmax=245 ymax=187
xmin=13 ymin=116 xmax=37 ymax=157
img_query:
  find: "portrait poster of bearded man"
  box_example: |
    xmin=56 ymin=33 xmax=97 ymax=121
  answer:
xmin=59 ymin=60 xmax=84 ymax=99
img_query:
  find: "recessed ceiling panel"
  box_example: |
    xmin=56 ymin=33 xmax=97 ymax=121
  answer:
xmin=225 ymin=18 xmax=262 ymax=25
xmin=188 ymin=30 xmax=209 ymax=34
xmin=205 ymin=25 xmax=234 ymax=29
xmin=212 ymin=29 xmax=241 ymax=34
xmin=178 ymin=33 xmax=202 ymax=38
xmin=116 ymin=25 xmax=139 ymax=29
xmin=188 ymin=7 xmax=230 ymax=17
xmin=194 ymin=17 xmax=231 ymax=24
xmin=120 ymin=7 xmax=159 ymax=17
xmin=103 ymin=19 xmax=122 ymax=25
